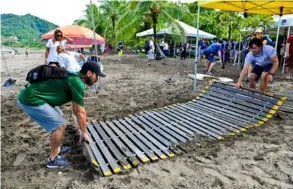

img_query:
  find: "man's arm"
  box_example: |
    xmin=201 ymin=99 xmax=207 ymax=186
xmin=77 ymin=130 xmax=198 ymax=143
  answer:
xmin=217 ymin=50 xmax=222 ymax=63
xmin=79 ymin=54 xmax=86 ymax=62
xmin=285 ymin=42 xmax=290 ymax=58
xmin=72 ymin=102 xmax=87 ymax=133
xmin=236 ymin=63 xmax=250 ymax=88
xmin=45 ymin=48 xmax=50 ymax=64
xmin=270 ymin=55 xmax=279 ymax=74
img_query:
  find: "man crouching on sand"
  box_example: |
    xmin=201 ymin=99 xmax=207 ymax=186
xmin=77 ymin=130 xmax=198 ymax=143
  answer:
xmin=235 ymin=38 xmax=279 ymax=93
xmin=17 ymin=62 xmax=106 ymax=168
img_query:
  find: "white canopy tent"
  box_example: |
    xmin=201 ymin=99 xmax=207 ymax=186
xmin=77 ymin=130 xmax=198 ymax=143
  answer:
xmin=136 ymin=19 xmax=216 ymax=39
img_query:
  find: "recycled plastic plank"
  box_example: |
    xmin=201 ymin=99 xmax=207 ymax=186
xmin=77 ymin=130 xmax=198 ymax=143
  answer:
xmin=84 ymin=81 xmax=286 ymax=176
xmin=137 ymin=112 xmax=189 ymax=143
xmin=112 ymin=119 xmax=159 ymax=161
xmin=88 ymin=123 xmax=120 ymax=174
xmin=105 ymin=121 xmax=150 ymax=163
xmin=123 ymin=117 xmax=173 ymax=158
xmin=92 ymin=121 xmax=132 ymax=169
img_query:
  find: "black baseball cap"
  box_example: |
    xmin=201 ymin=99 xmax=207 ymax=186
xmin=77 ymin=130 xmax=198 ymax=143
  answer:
xmin=80 ymin=62 xmax=106 ymax=77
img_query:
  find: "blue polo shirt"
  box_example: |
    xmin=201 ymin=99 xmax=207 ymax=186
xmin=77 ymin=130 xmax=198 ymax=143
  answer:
xmin=204 ymin=43 xmax=221 ymax=56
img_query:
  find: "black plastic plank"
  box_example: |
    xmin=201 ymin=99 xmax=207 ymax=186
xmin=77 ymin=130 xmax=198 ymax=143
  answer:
xmin=142 ymin=111 xmax=193 ymax=140
xmin=133 ymin=114 xmax=179 ymax=144
xmin=166 ymin=108 xmax=227 ymax=136
xmin=212 ymin=82 xmax=278 ymax=104
xmin=186 ymin=103 xmax=259 ymax=127
xmin=117 ymin=119 xmax=165 ymax=159
xmin=192 ymin=99 xmax=264 ymax=121
xmin=92 ymin=121 xmax=131 ymax=169
xmin=124 ymin=117 xmax=173 ymax=158
xmin=162 ymin=109 xmax=223 ymax=139
xmin=208 ymin=86 xmax=275 ymax=109
xmin=99 ymin=121 xmax=140 ymax=166
xmin=158 ymin=111 xmax=211 ymax=138
xmin=199 ymin=94 xmax=268 ymax=118
xmin=145 ymin=111 xmax=196 ymax=136
xmin=179 ymin=103 xmax=246 ymax=130
xmin=87 ymin=124 xmax=114 ymax=176
xmin=202 ymin=90 xmax=269 ymax=116
xmin=137 ymin=112 xmax=189 ymax=143
xmin=113 ymin=119 xmax=159 ymax=161
xmin=105 ymin=121 xmax=150 ymax=163
xmin=170 ymin=104 xmax=242 ymax=132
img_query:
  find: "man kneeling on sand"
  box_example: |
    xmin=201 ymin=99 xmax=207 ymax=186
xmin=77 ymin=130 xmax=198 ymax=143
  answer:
xmin=235 ymin=38 xmax=279 ymax=93
xmin=17 ymin=62 xmax=106 ymax=168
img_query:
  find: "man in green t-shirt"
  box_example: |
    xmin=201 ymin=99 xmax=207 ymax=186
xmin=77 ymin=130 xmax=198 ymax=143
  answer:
xmin=17 ymin=62 xmax=106 ymax=168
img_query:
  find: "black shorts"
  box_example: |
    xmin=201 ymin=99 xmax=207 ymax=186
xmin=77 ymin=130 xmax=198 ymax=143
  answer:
xmin=251 ymin=64 xmax=272 ymax=80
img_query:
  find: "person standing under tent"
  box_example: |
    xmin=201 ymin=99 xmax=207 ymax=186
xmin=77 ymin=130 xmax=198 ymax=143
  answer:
xmin=285 ymin=34 xmax=293 ymax=79
xmin=159 ymin=40 xmax=165 ymax=52
xmin=235 ymin=38 xmax=279 ymax=93
xmin=203 ymin=39 xmax=223 ymax=75
xmin=148 ymin=37 xmax=155 ymax=65
xmin=163 ymin=41 xmax=169 ymax=56
xmin=57 ymin=45 xmax=86 ymax=73
xmin=45 ymin=29 xmax=72 ymax=67
xmin=181 ymin=37 xmax=188 ymax=64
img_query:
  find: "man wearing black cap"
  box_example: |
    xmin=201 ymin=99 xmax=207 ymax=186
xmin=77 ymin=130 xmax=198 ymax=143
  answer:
xmin=17 ymin=62 xmax=106 ymax=168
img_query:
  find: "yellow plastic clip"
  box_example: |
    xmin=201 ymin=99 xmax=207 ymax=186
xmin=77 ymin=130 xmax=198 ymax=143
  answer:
xmin=92 ymin=160 xmax=99 ymax=166
xmin=141 ymin=157 xmax=150 ymax=163
xmin=113 ymin=167 xmax=121 ymax=173
xmin=103 ymin=171 xmax=112 ymax=176
xmin=269 ymin=109 xmax=276 ymax=115
xmin=272 ymin=105 xmax=279 ymax=110
xmin=281 ymin=96 xmax=287 ymax=101
xmin=160 ymin=155 xmax=167 ymax=159
xmin=123 ymin=164 xmax=132 ymax=169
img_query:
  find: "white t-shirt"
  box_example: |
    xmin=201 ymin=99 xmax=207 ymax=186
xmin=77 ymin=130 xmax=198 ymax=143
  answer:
xmin=57 ymin=51 xmax=81 ymax=73
xmin=46 ymin=39 xmax=67 ymax=62
xmin=149 ymin=40 xmax=155 ymax=52
xmin=163 ymin=43 xmax=169 ymax=50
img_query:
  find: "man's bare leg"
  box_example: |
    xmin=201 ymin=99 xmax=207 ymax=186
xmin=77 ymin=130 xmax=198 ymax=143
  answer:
xmin=259 ymin=72 xmax=269 ymax=93
xmin=285 ymin=67 xmax=292 ymax=79
xmin=50 ymin=124 xmax=66 ymax=160
xmin=207 ymin=62 xmax=216 ymax=73
xmin=248 ymin=73 xmax=258 ymax=89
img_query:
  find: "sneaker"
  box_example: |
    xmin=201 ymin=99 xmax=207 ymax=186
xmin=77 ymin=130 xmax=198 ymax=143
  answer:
xmin=221 ymin=65 xmax=225 ymax=69
xmin=47 ymin=155 xmax=71 ymax=168
xmin=205 ymin=72 xmax=212 ymax=75
xmin=60 ymin=146 xmax=71 ymax=154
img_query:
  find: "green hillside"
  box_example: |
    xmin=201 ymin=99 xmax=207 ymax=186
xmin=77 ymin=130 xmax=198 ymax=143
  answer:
xmin=1 ymin=13 xmax=58 ymax=41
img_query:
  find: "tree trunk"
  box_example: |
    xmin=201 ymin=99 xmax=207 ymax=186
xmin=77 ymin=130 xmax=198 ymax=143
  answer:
xmin=228 ymin=23 xmax=231 ymax=40
xmin=112 ymin=17 xmax=115 ymax=39
xmin=152 ymin=14 xmax=157 ymax=59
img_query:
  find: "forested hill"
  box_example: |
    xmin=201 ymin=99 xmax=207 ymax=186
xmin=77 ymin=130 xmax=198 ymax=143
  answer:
xmin=1 ymin=13 xmax=58 ymax=41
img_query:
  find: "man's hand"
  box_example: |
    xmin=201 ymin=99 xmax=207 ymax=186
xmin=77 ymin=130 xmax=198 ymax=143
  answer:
xmin=267 ymin=74 xmax=273 ymax=82
xmin=235 ymin=81 xmax=243 ymax=89
xmin=80 ymin=132 xmax=90 ymax=143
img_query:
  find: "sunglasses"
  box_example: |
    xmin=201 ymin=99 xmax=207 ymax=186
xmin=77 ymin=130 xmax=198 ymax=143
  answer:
xmin=55 ymin=34 xmax=63 ymax=37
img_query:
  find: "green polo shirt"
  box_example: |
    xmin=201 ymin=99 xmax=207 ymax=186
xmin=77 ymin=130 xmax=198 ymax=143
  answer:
xmin=18 ymin=75 xmax=85 ymax=107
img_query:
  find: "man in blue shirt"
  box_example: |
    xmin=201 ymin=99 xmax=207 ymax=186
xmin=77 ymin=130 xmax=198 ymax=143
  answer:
xmin=236 ymin=38 xmax=279 ymax=93
xmin=203 ymin=39 xmax=223 ymax=75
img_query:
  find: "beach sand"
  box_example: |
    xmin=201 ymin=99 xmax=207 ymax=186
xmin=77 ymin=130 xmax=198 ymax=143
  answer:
xmin=1 ymin=49 xmax=293 ymax=189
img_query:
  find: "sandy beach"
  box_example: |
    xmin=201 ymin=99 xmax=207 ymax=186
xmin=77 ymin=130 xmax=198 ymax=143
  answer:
xmin=1 ymin=49 xmax=293 ymax=189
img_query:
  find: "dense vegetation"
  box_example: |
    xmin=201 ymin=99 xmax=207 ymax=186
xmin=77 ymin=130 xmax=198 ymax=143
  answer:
xmin=1 ymin=13 xmax=58 ymax=48
xmin=74 ymin=1 xmax=276 ymax=47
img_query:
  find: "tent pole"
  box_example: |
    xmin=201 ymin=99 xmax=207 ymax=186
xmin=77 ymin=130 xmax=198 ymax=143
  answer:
xmin=275 ymin=7 xmax=283 ymax=50
xmin=282 ymin=25 xmax=291 ymax=74
xmin=90 ymin=0 xmax=98 ymax=57
xmin=194 ymin=4 xmax=200 ymax=90
xmin=237 ymin=33 xmax=241 ymax=66
xmin=174 ymin=41 xmax=176 ymax=58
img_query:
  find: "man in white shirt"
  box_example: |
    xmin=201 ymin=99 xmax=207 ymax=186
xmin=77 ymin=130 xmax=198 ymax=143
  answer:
xmin=148 ymin=37 xmax=155 ymax=65
xmin=57 ymin=46 xmax=86 ymax=73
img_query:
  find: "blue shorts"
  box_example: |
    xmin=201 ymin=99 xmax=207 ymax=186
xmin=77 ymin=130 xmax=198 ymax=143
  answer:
xmin=251 ymin=64 xmax=272 ymax=80
xmin=206 ymin=54 xmax=217 ymax=63
xmin=17 ymin=100 xmax=65 ymax=132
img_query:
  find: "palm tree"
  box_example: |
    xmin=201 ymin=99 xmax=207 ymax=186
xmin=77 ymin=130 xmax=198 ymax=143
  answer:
xmin=116 ymin=1 xmax=192 ymax=57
